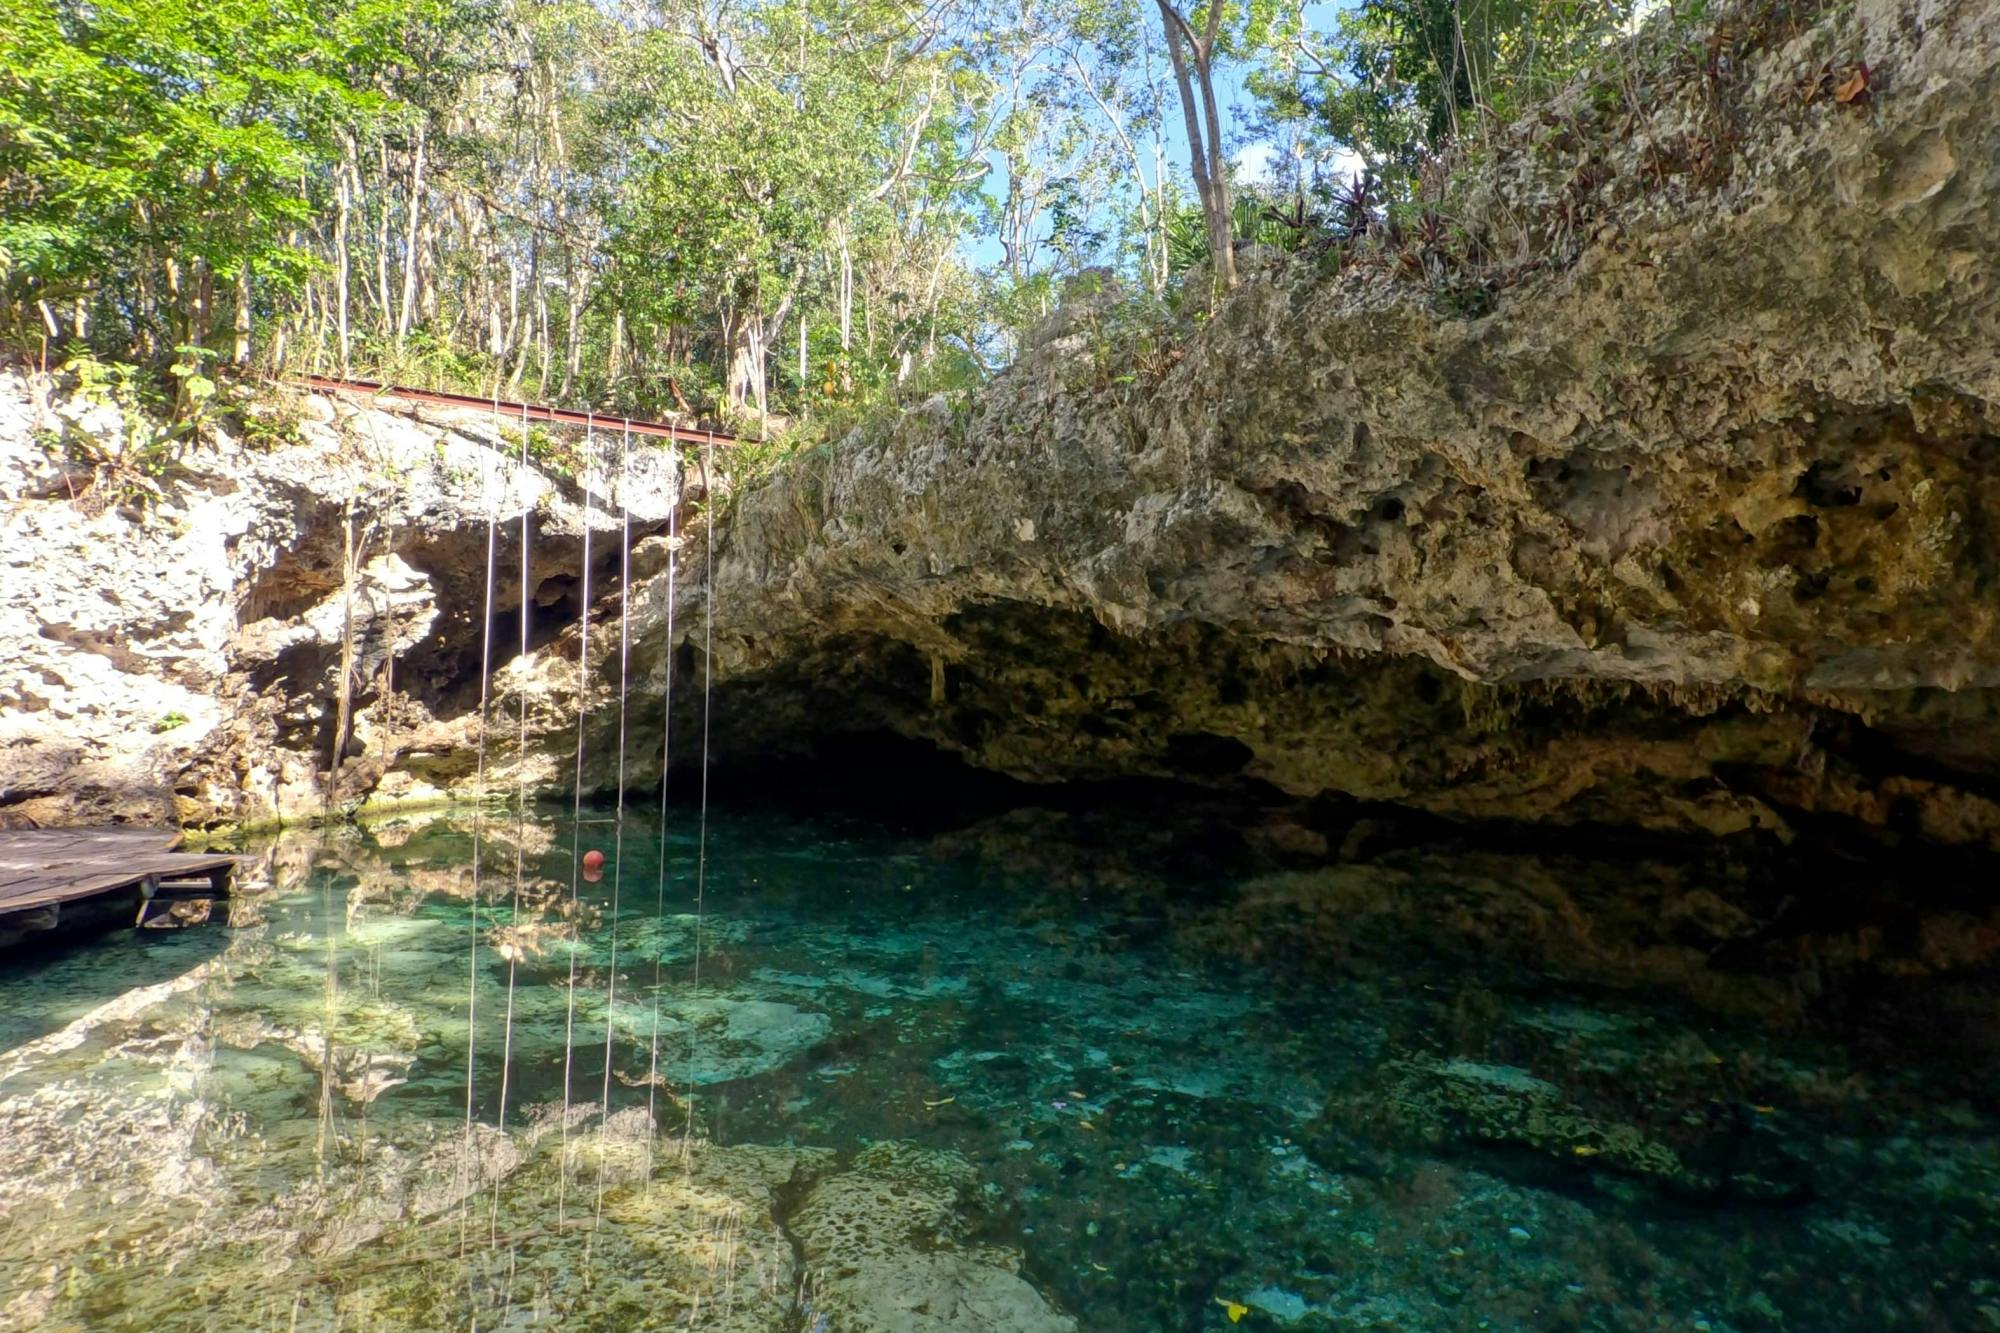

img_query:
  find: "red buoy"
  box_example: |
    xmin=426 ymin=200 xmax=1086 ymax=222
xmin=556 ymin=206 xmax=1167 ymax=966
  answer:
xmin=582 ymin=849 xmax=605 ymax=872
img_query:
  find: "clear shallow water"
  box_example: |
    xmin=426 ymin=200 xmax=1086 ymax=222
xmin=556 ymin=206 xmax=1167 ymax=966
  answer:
xmin=1 ymin=806 xmax=1997 ymax=1331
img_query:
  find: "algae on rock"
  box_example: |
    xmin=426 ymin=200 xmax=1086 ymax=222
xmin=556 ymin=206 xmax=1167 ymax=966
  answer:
xmin=790 ymin=1141 xmax=1079 ymax=1333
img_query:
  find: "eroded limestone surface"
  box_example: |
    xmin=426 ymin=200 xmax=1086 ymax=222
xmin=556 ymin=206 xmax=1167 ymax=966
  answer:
xmin=5 ymin=0 xmax=2000 ymax=855
xmin=0 ymin=371 xmax=676 ymax=827
xmin=789 ymin=1142 xmax=1078 ymax=1332
xmin=647 ymin=0 xmax=2000 ymax=849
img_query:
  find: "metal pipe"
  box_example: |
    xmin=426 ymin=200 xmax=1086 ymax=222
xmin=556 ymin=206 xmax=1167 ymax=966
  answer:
xmin=296 ymin=374 xmax=735 ymax=448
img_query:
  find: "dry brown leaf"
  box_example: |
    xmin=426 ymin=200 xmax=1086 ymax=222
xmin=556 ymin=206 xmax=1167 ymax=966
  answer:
xmin=1834 ymin=62 xmax=1872 ymax=105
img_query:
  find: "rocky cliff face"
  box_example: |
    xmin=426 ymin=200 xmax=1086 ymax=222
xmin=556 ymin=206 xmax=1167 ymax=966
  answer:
xmin=0 ymin=371 xmax=676 ymax=828
xmin=668 ymin=0 xmax=2000 ymax=852
xmin=5 ymin=0 xmax=1999 ymax=858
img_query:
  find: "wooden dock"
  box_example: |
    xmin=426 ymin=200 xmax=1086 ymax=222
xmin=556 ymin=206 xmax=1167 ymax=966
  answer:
xmin=0 ymin=828 xmax=236 ymax=949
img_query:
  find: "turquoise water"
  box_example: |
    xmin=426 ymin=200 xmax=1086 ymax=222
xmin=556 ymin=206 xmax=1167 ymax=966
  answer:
xmin=1 ymin=805 xmax=1997 ymax=1331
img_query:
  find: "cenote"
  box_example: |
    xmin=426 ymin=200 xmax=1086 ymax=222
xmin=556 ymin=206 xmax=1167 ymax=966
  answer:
xmin=11 ymin=0 xmax=2000 ymax=1326
xmin=2 ymin=798 xmax=1997 ymax=1332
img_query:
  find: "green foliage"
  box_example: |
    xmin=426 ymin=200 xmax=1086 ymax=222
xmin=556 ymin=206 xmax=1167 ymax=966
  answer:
xmin=497 ymin=424 xmax=582 ymax=479
xmin=1259 ymin=0 xmax=1636 ymax=197
xmin=3 ymin=0 xmax=1757 ymax=476
xmin=1163 ymin=205 xmax=1212 ymax=278
xmin=235 ymin=393 xmax=307 ymax=452
xmin=167 ymin=344 xmax=219 ymax=421
xmin=1159 ymin=188 xmax=1339 ymax=281
xmin=66 ymin=352 xmax=158 ymax=418
xmin=1064 ymin=288 xmax=1184 ymax=398
xmin=718 ymin=432 xmax=818 ymax=501
xmin=0 ymin=0 xmax=423 ymax=354
xmin=53 ymin=349 xmax=205 ymax=509
xmin=151 ymin=711 xmax=191 ymax=733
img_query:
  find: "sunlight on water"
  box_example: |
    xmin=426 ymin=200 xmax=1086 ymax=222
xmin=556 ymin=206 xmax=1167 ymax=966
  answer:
xmin=1 ymin=807 xmax=1997 ymax=1331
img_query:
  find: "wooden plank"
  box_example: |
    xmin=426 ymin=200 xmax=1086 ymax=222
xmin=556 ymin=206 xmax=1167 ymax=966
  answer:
xmin=119 ymin=852 xmax=235 ymax=875
xmin=0 ymin=872 xmax=150 ymax=912
xmin=0 ymin=831 xmax=182 ymax=877
xmin=0 ymin=830 xmax=235 ymax=921
xmin=0 ymin=840 xmax=179 ymax=861
xmin=0 ymin=827 xmax=179 ymax=853
xmin=0 ymin=869 xmax=142 ymax=897
xmin=0 ymin=862 xmax=236 ymax=909
xmin=0 ymin=863 xmax=223 ymax=891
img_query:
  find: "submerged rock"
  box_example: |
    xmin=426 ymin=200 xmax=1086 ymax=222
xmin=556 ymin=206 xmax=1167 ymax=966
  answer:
xmin=1310 ymin=1055 xmax=1814 ymax=1208
xmin=789 ymin=1141 xmax=1079 ymax=1332
xmin=613 ymin=994 xmax=834 ymax=1086
xmin=6 ymin=811 xmax=2000 ymax=1331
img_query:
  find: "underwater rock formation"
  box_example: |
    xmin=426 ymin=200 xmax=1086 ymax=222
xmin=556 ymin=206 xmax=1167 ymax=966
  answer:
xmin=9 ymin=809 xmax=1996 ymax=1329
xmin=1307 ymin=1056 xmax=1814 ymax=1208
xmin=787 ymin=1141 xmax=1079 ymax=1332
xmin=0 ymin=826 xmax=1091 ymax=1331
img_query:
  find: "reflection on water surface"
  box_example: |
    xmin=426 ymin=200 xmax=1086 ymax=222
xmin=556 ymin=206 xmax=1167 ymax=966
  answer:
xmin=1 ymin=806 xmax=1996 ymax=1331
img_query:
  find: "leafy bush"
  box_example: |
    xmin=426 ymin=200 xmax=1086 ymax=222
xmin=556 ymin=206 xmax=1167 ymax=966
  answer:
xmin=1260 ymin=0 xmax=1639 ymax=202
xmin=500 ymin=424 xmax=583 ymax=479
xmin=53 ymin=348 xmax=215 ymax=511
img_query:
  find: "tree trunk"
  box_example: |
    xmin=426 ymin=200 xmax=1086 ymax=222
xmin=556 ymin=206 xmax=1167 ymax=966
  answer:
xmin=233 ymin=266 xmax=252 ymax=366
xmin=722 ymin=307 xmax=751 ymax=413
xmin=609 ymin=308 xmax=624 ymax=395
xmin=335 ymin=140 xmax=354 ymax=377
xmin=561 ymin=262 xmax=588 ymax=402
xmin=755 ymin=289 xmax=793 ymax=422
xmin=374 ymin=139 xmax=393 ymax=340
xmin=507 ymin=249 xmax=535 ymax=392
xmin=304 ymin=276 xmax=324 ymax=371
xmin=395 ymin=120 xmax=427 ymax=349
xmin=164 ymin=256 xmax=184 ymax=353
xmin=488 ymin=261 xmax=506 ymax=366
xmin=1192 ymin=46 xmax=1236 ymax=288
xmin=193 ymin=258 xmax=212 ymax=353
xmin=721 ymin=296 xmax=783 ymax=424
xmin=419 ymin=216 xmax=440 ymax=324
xmin=133 ymin=200 xmax=157 ymax=359
xmin=837 ymin=221 xmax=854 ymax=392
xmin=748 ymin=319 xmax=768 ymax=420
xmin=1155 ymin=2 xmax=1236 ymax=290
xmin=534 ymin=281 xmax=550 ymax=399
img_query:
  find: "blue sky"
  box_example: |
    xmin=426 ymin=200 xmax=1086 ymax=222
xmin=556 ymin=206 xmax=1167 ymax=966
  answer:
xmin=967 ymin=1 xmax=1356 ymax=273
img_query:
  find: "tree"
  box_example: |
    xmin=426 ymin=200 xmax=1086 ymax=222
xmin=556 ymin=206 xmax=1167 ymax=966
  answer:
xmin=0 ymin=0 xmax=415 ymax=361
xmin=1257 ymin=0 xmax=1633 ymax=198
xmin=10 ymin=0 xmax=1413 ymax=426
xmin=1152 ymin=0 xmax=1236 ymax=289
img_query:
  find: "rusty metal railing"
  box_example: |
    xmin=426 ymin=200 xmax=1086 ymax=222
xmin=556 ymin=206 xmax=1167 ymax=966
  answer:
xmin=296 ymin=374 xmax=734 ymax=449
